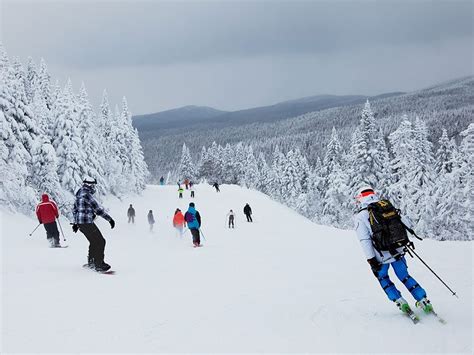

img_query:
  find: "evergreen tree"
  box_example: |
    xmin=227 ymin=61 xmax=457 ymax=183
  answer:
xmin=243 ymin=145 xmax=260 ymax=189
xmin=25 ymin=57 xmax=38 ymax=104
xmin=435 ymin=128 xmax=455 ymax=174
xmin=38 ymin=58 xmax=52 ymax=109
xmin=177 ymin=143 xmax=196 ymax=181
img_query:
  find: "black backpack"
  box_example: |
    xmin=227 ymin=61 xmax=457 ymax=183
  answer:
xmin=366 ymin=199 xmax=409 ymax=255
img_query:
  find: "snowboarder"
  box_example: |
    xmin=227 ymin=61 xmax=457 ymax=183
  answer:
xmin=354 ymin=186 xmax=433 ymax=318
xmin=184 ymin=178 xmax=190 ymax=190
xmin=184 ymin=202 xmax=201 ymax=247
xmin=213 ymin=182 xmax=220 ymax=192
xmin=243 ymin=203 xmax=253 ymax=222
xmin=227 ymin=209 xmax=235 ymax=228
xmin=127 ymin=204 xmax=136 ymax=223
xmin=147 ymin=210 xmax=155 ymax=232
xmin=72 ymin=177 xmax=115 ymax=272
xmin=173 ymin=208 xmax=186 ymax=237
xmin=178 ymin=186 xmax=184 ymax=199
xmin=190 ymin=184 xmax=195 ymax=198
xmin=159 ymin=176 xmax=164 ymax=185
xmin=35 ymin=193 xmax=61 ymax=247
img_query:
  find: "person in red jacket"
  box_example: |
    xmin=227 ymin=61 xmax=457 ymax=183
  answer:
xmin=35 ymin=194 xmax=61 ymax=247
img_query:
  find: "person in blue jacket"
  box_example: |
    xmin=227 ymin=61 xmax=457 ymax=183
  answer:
xmin=184 ymin=202 xmax=202 ymax=247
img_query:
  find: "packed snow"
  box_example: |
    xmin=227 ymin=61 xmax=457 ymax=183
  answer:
xmin=1 ymin=185 xmax=472 ymax=353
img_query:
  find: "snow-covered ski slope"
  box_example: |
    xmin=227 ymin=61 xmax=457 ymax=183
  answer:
xmin=1 ymin=184 xmax=472 ymax=353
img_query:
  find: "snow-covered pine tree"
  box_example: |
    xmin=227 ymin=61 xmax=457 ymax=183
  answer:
xmin=25 ymin=57 xmax=38 ymax=104
xmin=77 ymin=83 xmax=107 ymax=193
xmin=347 ymin=100 xmax=388 ymax=195
xmin=388 ymin=117 xmax=416 ymax=216
xmin=435 ymin=128 xmax=455 ymax=175
xmin=51 ymin=79 xmax=87 ymax=194
xmin=243 ymin=145 xmax=260 ymax=189
xmin=38 ymin=58 xmax=52 ymax=109
xmin=177 ymin=143 xmax=196 ymax=182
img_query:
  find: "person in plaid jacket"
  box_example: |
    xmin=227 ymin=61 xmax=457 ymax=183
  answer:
xmin=72 ymin=177 xmax=115 ymax=272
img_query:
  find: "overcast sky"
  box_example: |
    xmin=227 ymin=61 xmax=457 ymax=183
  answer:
xmin=1 ymin=0 xmax=472 ymax=114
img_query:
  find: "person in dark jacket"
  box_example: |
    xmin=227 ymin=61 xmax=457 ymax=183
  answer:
xmin=184 ymin=202 xmax=202 ymax=247
xmin=127 ymin=204 xmax=136 ymax=223
xmin=243 ymin=203 xmax=253 ymax=222
xmin=72 ymin=178 xmax=115 ymax=272
xmin=213 ymin=182 xmax=220 ymax=192
xmin=147 ymin=210 xmax=155 ymax=232
xmin=35 ymin=194 xmax=61 ymax=247
xmin=159 ymin=176 xmax=164 ymax=185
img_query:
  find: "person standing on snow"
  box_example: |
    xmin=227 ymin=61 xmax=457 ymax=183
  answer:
xmin=72 ymin=178 xmax=115 ymax=272
xmin=148 ymin=210 xmax=155 ymax=232
xmin=173 ymin=208 xmax=186 ymax=237
xmin=127 ymin=204 xmax=136 ymax=223
xmin=159 ymin=176 xmax=164 ymax=186
xmin=190 ymin=184 xmax=195 ymax=198
xmin=212 ymin=182 xmax=220 ymax=192
xmin=178 ymin=186 xmax=184 ymax=199
xmin=354 ymin=185 xmax=434 ymax=317
xmin=184 ymin=178 xmax=190 ymax=190
xmin=35 ymin=194 xmax=61 ymax=247
xmin=227 ymin=209 xmax=235 ymax=228
xmin=243 ymin=203 xmax=253 ymax=222
xmin=185 ymin=202 xmax=202 ymax=247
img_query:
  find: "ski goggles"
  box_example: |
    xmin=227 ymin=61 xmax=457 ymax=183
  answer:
xmin=355 ymin=189 xmax=375 ymax=201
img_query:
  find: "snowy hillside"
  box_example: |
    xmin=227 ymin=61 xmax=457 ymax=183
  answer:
xmin=1 ymin=185 xmax=472 ymax=353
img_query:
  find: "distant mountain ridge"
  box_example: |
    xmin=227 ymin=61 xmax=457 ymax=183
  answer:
xmin=133 ymin=92 xmax=405 ymax=131
xmin=136 ymin=76 xmax=473 ymax=178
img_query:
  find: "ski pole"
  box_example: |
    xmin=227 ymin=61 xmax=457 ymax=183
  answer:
xmin=57 ymin=219 xmax=67 ymax=242
xmin=199 ymin=228 xmax=206 ymax=241
xmin=406 ymin=245 xmax=458 ymax=298
xmin=28 ymin=223 xmax=41 ymax=237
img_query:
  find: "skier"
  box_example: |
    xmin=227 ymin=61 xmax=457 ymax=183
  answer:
xmin=184 ymin=178 xmax=190 ymax=190
xmin=35 ymin=193 xmax=61 ymax=247
xmin=147 ymin=210 xmax=155 ymax=232
xmin=243 ymin=203 xmax=253 ymax=222
xmin=159 ymin=176 xmax=164 ymax=185
xmin=354 ymin=186 xmax=433 ymax=318
xmin=213 ymin=182 xmax=220 ymax=192
xmin=226 ymin=209 xmax=235 ymax=228
xmin=190 ymin=184 xmax=195 ymax=198
xmin=184 ymin=202 xmax=202 ymax=247
xmin=173 ymin=208 xmax=186 ymax=237
xmin=127 ymin=204 xmax=136 ymax=223
xmin=178 ymin=186 xmax=184 ymax=199
xmin=72 ymin=177 xmax=115 ymax=272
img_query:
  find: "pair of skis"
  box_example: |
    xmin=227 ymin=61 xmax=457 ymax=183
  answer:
xmin=405 ymin=308 xmax=446 ymax=325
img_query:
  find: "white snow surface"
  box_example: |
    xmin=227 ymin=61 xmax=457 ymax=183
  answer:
xmin=1 ymin=184 xmax=472 ymax=353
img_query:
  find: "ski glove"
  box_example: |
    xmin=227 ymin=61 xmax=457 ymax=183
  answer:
xmin=367 ymin=257 xmax=381 ymax=276
xmin=72 ymin=224 xmax=79 ymax=233
xmin=109 ymin=219 xmax=115 ymax=229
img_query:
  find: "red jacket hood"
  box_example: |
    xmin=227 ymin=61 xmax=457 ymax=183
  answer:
xmin=41 ymin=194 xmax=50 ymax=202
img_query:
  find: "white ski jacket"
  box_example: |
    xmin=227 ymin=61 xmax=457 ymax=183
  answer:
xmin=354 ymin=194 xmax=413 ymax=264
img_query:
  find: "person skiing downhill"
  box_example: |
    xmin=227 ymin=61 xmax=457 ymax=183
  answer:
xmin=173 ymin=208 xmax=186 ymax=237
xmin=147 ymin=210 xmax=155 ymax=232
xmin=227 ymin=209 xmax=235 ymax=228
xmin=190 ymin=184 xmax=195 ymax=198
xmin=178 ymin=187 xmax=184 ymax=199
xmin=35 ymin=194 xmax=61 ymax=247
xmin=72 ymin=177 xmax=115 ymax=272
xmin=127 ymin=204 xmax=136 ymax=223
xmin=159 ymin=176 xmax=164 ymax=185
xmin=354 ymin=186 xmax=433 ymax=318
xmin=212 ymin=182 xmax=220 ymax=192
xmin=184 ymin=202 xmax=201 ymax=247
xmin=243 ymin=203 xmax=253 ymax=222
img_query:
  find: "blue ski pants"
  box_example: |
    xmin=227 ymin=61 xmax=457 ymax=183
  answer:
xmin=376 ymin=257 xmax=426 ymax=302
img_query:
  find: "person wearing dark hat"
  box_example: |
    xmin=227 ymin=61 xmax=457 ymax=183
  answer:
xmin=72 ymin=177 xmax=115 ymax=272
xmin=184 ymin=202 xmax=202 ymax=247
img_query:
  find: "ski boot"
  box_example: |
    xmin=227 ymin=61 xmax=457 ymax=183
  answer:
xmin=82 ymin=256 xmax=95 ymax=269
xmin=94 ymin=262 xmax=111 ymax=272
xmin=395 ymin=297 xmax=412 ymax=314
xmin=415 ymin=297 xmax=433 ymax=314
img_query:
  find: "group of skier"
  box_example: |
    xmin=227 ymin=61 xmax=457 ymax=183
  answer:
xmin=33 ymin=176 xmax=441 ymax=320
xmin=177 ymin=179 xmax=195 ymax=198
